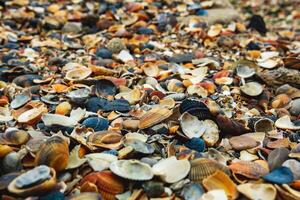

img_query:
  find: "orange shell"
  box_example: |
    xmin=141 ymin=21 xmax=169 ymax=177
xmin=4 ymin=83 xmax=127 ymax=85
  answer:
xmin=229 ymin=161 xmax=268 ymax=179
xmin=138 ymin=108 xmax=173 ymax=129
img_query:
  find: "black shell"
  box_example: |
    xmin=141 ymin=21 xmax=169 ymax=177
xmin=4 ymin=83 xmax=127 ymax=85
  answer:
xmin=179 ymin=98 xmax=212 ymax=120
xmin=95 ymin=79 xmax=117 ymax=97
xmin=12 ymin=74 xmax=42 ymax=87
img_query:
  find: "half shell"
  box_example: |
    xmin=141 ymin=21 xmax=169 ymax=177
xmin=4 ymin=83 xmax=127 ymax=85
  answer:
xmin=229 ymin=161 xmax=268 ymax=179
xmin=275 ymin=115 xmax=300 ymax=130
xmin=180 ymin=112 xmax=206 ymax=139
xmin=237 ymin=183 xmax=276 ymax=200
xmin=138 ymin=108 xmax=172 ymax=129
xmin=65 ymin=67 xmax=92 ymax=81
xmin=240 ymin=82 xmax=263 ymax=97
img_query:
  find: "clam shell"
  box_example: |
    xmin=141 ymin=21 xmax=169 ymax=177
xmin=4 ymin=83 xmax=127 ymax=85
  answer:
xmin=55 ymin=101 xmax=72 ymax=115
xmin=254 ymin=118 xmax=275 ymax=132
xmin=239 ymin=150 xmax=259 ymax=161
xmin=0 ymin=129 xmax=30 ymax=146
xmin=87 ymin=131 xmax=123 ymax=150
xmin=8 ymin=166 xmax=56 ymax=197
xmin=138 ymin=108 xmax=173 ymax=129
xmin=275 ymin=184 xmax=299 ymax=200
xmin=167 ymin=79 xmax=185 ymax=93
xmin=181 ymin=183 xmax=205 ymax=200
xmin=290 ymin=98 xmax=300 ymax=116
xmin=237 ymin=183 xmax=276 ymax=200
xmin=152 ymin=156 xmax=191 ymax=183
xmin=229 ymin=135 xmax=259 ymax=150
xmin=283 ymin=159 xmax=300 ymax=180
xmin=11 ymin=91 xmax=31 ymax=109
xmin=12 ymin=74 xmax=42 ymax=87
xmin=95 ymin=79 xmax=117 ymax=98
xmin=82 ymin=117 xmax=109 ymax=132
xmin=85 ymin=153 xmax=118 ymax=172
xmin=35 ymin=136 xmax=69 ymax=172
xmin=229 ymin=161 xmax=268 ymax=179
xmin=202 ymin=170 xmax=238 ymax=200
xmin=268 ymin=147 xmax=290 ymax=170
xmin=282 ymin=184 xmax=300 ymax=199
xmin=67 ymin=88 xmax=90 ymax=104
xmin=236 ymin=65 xmax=256 ymax=78
xmin=189 ymin=158 xmax=230 ymax=183
xmin=65 ymin=67 xmax=92 ymax=81
xmin=124 ymin=139 xmax=155 ymax=154
xmin=17 ymin=106 xmax=46 ymax=125
xmin=240 ymin=82 xmax=263 ymax=97
xmin=142 ymin=63 xmax=159 ymax=77
xmin=202 ymin=120 xmax=219 ymax=146
xmin=180 ymin=112 xmax=206 ymax=139
xmin=263 ymin=167 xmax=294 ymax=184
xmin=275 ymin=115 xmax=300 ymax=130
xmin=110 ymin=159 xmax=153 ymax=181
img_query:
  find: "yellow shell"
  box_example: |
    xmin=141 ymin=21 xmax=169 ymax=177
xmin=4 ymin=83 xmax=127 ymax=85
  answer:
xmin=202 ymin=170 xmax=238 ymax=200
xmin=55 ymin=101 xmax=72 ymax=115
xmin=138 ymin=108 xmax=173 ymax=129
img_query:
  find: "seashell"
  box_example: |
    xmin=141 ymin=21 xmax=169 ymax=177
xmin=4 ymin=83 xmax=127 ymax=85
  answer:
xmin=11 ymin=91 xmax=31 ymax=109
xmin=202 ymin=170 xmax=238 ymax=200
xmin=66 ymin=145 xmax=87 ymax=169
xmin=263 ymin=167 xmax=294 ymax=184
xmin=189 ymin=158 xmax=230 ymax=183
xmin=142 ymin=181 xmax=165 ymax=198
xmin=282 ymin=184 xmax=300 ymax=199
xmin=42 ymin=113 xmax=77 ymax=127
xmin=0 ymin=106 xmax=13 ymax=122
xmin=239 ymin=150 xmax=259 ymax=161
xmin=216 ymin=114 xmax=251 ymax=136
xmin=237 ymin=183 xmax=276 ymax=200
xmin=110 ymin=159 xmax=153 ymax=181
xmin=275 ymin=184 xmax=299 ymax=200
xmin=0 ymin=144 xmax=14 ymax=158
xmin=282 ymin=159 xmax=300 ymax=180
xmin=291 ymin=180 xmax=300 ymax=190
xmin=35 ymin=136 xmax=69 ymax=172
xmin=124 ymin=139 xmax=154 ymax=154
xmin=12 ymin=74 xmax=42 ymax=87
xmin=69 ymin=193 xmax=102 ymax=200
xmin=179 ymin=98 xmax=212 ymax=120
xmin=268 ymin=147 xmax=290 ymax=170
xmin=159 ymin=98 xmax=176 ymax=109
xmin=200 ymin=189 xmax=228 ymax=200
xmin=275 ymin=115 xmax=300 ymax=130
xmin=0 ymin=128 xmax=29 ymax=146
xmin=181 ymin=183 xmax=205 ymax=200
xmin=267 ymin=138 xmax=290 ymax=149
xmin=204 ymin=148 xmax=229 ymax=166
xmin=86 ymin=97 xmax=131 ymax=112
xmin=8 ymin=165 xmax=56 ymax=197
xmin=142 ymin=63 xmax=159 ymax=77
xmin=65 ymin=67 xmax=92 ymax=81
xmin=138 ymin=107 xmax=172 ymax=129
xmin=240 ymin=82 xmax=263 ymax=97
xmin=0 ymin=172 xmax=20 ymax=191
xmin=51 ymin=83 xmax=69 ymax=93
xmin=80 ymin=170 xmax=124 ymax=199
xmin=152 ymin=156 xmax=190 ymax=183
xmin=167 ymin=79 xmax=185 ymax=93
xmin=185 ymin=137 xmax=206 ymax=152
xmin=229 ymin=135 xmax=259 ymax=150
xmin=67 ymin=88 xmax=90 ymax=104
xmin=85 ymin=153 xmax=118 ymax=172
xmin=236 ymin=65 xmax=256 ymax=78
xmin=271 ymin=94 xmax=291 ymax=108
xmin=87 ymin=131 xmax=123 ymax=149
xmin=290 ymin=98 xmax=300 ymax=116
xmin=229 ymin=161 xmax=268 ymax=179
xmin=82 ymin=117 xmax=109 ymax=132
xmin=254 ymin=118 xmax=275 ymax=132
xmin=187 ymin=85 xmax=208 ymax=97
xmin=17 ymin=105 xmax=46 ymax=125
xmin=55 ymin=101 xmax=72 ymax=115
xmin=202 ymin=120 xmax=219 ymax=146
xmin=95 ymin=79 xmax=117 ymax=98
xmin=180 ymin=112 xmax=206 ymax=139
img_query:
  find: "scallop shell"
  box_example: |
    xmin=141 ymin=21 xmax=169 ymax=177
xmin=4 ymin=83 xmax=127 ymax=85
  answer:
xmin=240 ymin=82 xmax=263 ymax=97
xmin=87 ymin=131 xmax=123 ymax=150
xmin=180 ymin=112 xmax=206 ymax=139
xmin=202 ymin=170 xmax=238 ymax=200
xmin=229 ymin=161 xmax=268 ymax=179
xmin=152 ymin=156 xmax=191 ymax=183
xmin=237 ymin=183 xmax=276 ymax=200
xmin=82 ymin=117 xmax=109 ymax=132
xmin=189 ymin=158 xmax=230 ymax=183
xmin=275 ymin=115 xmax=300 ymax=130
xmin=8 ymin=166 xmax=56 ymax=197
xmin=34 ymin=136 xmax=69 ymax=172
xmin=179 ymin=98 xmax=212 ymax=120
xmin=65 ymin=67 xmax=92 ymax=81
xmin=0 ymin=129 xmax=30 ymax=146
xmin=138 ymin=108 xmax=173 ymax=129
xmin=110 ymin=159 xmax=153 ymax=181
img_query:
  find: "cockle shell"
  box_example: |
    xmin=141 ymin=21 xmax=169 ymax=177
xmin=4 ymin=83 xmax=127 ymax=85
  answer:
xmin=180 ymin=112 xmax=206 ymax=139
xmin=110 ymin=159 xmax=153 ymax=181
xmin=189 ymin=158 xmax=230 ymax=183
xmin=202 ymin=170 xmax=238 ymax=200
xmin=152 ymin=156 xmax=191 ymax=183
xmin=229 ymin=161 xmax=268 ymax=179
xmin=237 ymin=183 xmax=276 ymax=200
xmin=275 ymin=115 xmax=300 ymax=130
xmin=138 ymin=108 xmax=173 ymax=129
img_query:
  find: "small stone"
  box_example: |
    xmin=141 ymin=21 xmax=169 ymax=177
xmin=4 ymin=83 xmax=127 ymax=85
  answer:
xmin=123 ymin=119 xmax=139 ymax=131
xmin=229 ymin=135 xmax=259 ymax=150
xmin=107 ymin=38 xmax=126 ymax=53
xmin=168 ymin=53 xmax=195 ymax=63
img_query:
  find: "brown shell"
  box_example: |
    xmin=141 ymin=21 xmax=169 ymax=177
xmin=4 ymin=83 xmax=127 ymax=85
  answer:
xmin=34 ymin=136 xmax=69 ymax=172
xmin=0 ymin=144 xmax=14 ymax=158
xmin=202 ymin=170 xmax=239 ymax=200
xmin=0 ymin=129 xmax=30 ymax=146
xmin=138 ymin=108 xmax=173 ymax=129
xmin=189 ymin=158 xmax=230 ymax=183
xmin=80 ymin=170 xmax=124 ymax=199
xmin=8 ymin=168 xmax=56 ymax=197
xmin=87 ymin=131 xmax=123 ymax=149
xmin=229 ymin=161 xmax=268 ymax=179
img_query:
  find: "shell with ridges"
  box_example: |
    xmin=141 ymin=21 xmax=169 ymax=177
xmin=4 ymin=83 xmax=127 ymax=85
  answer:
xmin=138 ymin=108 xmax=173 ymax=129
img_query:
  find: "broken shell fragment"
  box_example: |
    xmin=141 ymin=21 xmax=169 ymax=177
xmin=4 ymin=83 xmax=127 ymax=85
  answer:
xmin=138 ymin=108 xmax=173 ymax=129
xmin=152 ymin=156 xmax=191 ymax=183
xmin=275 ymin=115 xmax=300 ymax=130
xmin=110 ymin=159 xmax=153 ymax=181
xmin=229 ymin=161 xmax=268 ymax=179
xmin=263 ymin=166 xmax=294 ymax=184
xmin=237 ymin=183 xmax=276 ymax=200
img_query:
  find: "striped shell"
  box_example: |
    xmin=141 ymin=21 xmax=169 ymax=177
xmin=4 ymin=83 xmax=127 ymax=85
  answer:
xmin=138 ymin=108 xmax=172 ymax=129
xmin=229 ymin=161 xmax=268 ymax=179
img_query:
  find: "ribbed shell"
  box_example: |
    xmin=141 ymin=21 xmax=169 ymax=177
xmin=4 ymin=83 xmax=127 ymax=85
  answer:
xmin=189 ymin=158 xmax=230 ymax=183
xmin=229 ymin=161 xmax=268 ymax=179
xmin=138 ymin=108 xmax=173 ymax=129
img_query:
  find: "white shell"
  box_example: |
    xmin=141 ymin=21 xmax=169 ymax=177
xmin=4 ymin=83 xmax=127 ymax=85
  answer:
xmin=152 ymin=156 xmax=191 ymax=183
xmin=180 ymin=112 xmax=206 ymax=139
xmin=17 ymin=108 xmax=43 ymax=123
xmin=275 ymin=115 xmax=300 ymax=130
xmin=282 ymin=159 xmax=300 ymax=180
xmin=236 ymin=65 xmax=255 ymax=78
xmin=125 ymin=132 xmax=148 ymax=143
xmin=200 ymin=189 xmax=228 ymax=200
xmin=65 ymin=67 xmax=92 ymax=81
xmin=85 ymin=153 xmax=117 ymax=171
xmin=42 ymin=113 xmax=77 ymax=127
xmin=240 ymin=82 xmax=263 ymax=97
xmin=239 ymin=150 xmax=259 ymax=161
xmin=110 ymin=160 xmax=153 ymax=180
xmin=66 ymin=145 xmax=87 ymax=169
xmin=202 ymin=120 xmax=220 ymax=146
xmin=237 ymin=183 xmax=276 ymax=200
